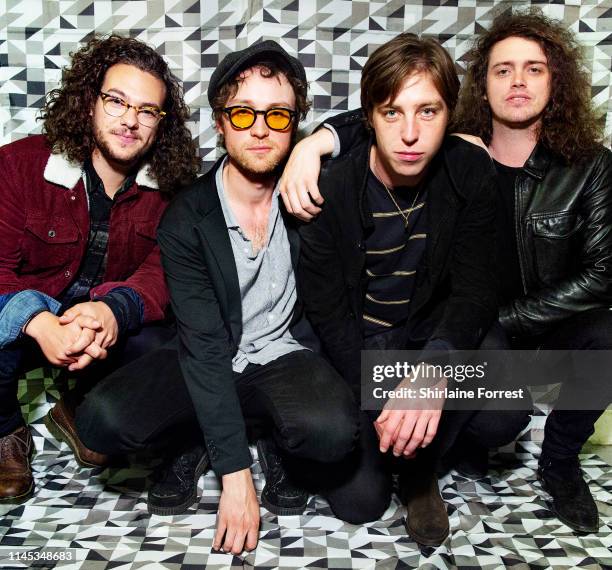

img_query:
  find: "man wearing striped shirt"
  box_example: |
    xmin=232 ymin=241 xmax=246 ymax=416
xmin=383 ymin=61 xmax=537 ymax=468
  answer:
xmin=289 ymin=33 xmax=529 ymax=546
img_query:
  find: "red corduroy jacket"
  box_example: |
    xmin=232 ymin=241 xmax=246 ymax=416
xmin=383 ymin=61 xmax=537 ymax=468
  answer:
xmin=0 ymin=135 xmax=170 ymax=322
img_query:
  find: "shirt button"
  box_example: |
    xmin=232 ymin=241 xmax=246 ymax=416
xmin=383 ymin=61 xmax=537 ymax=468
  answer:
xmin=271 ymin=283 xmax=276 ymax=288
xmin=48 ymin=230 xmax=56 ymax=238
xmin=64 ymin=270 xmax=72 ymax=279
xmin=268 ymin=314 xmax=275 ymax=321
xmin=70 ymin=195 xmax=76 ymax=201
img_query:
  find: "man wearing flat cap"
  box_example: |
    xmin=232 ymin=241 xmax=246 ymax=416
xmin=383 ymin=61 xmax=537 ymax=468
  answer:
xmin=76 ymin=40 xmax=359 ymax=555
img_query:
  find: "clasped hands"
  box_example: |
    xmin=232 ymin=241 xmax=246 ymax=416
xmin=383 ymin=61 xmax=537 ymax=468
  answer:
xmin=24 ymin=301 xmax=119 ymax=371
xmin=374 ymin=369 xmax=447 ymax=459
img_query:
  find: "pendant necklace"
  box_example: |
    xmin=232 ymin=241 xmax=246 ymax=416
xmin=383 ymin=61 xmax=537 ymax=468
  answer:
xmin=372 ymin=158 xmax=421 ymax=232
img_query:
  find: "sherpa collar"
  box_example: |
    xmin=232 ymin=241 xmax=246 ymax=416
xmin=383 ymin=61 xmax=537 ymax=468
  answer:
xmin=43 ymin=151 xmax=158 ymax=190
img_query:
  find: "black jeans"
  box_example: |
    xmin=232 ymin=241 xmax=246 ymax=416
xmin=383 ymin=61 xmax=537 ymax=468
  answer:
xmin=317 ymin=325 xmax=532 ymax=525
xmin=76 ymin=346 xmax=359 ymax=472
xmin=0 ymin=324 xmax=175 ymax=437
xmin=503 ymin=308 xmax=612 ymax=460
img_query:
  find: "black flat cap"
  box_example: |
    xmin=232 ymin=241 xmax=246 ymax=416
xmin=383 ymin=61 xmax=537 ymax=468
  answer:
xmin=207 ymin=40 xmax=306 ymax=107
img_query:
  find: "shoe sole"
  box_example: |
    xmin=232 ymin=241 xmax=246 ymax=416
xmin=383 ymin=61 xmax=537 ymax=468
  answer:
xmin=147 ymin=453 xmax=210 ymax=516
xmin=44 ymin=410 xmax=104 ymax=469
xmin=256 ymin=440 xmax=306 ymax=516
xmin=537 ymin=473 xmax=599 ymax=534
xmin=260 ymin=492 xmax=307 ymax=516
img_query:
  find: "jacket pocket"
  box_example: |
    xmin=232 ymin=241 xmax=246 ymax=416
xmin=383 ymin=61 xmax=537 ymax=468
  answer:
xmin=530 ymin=212 xmax=584 ymax=285
xmin=132 ymin=220 xmax=158 ymax=261
xmin=23 ymin=215 xmax=80 ymax=270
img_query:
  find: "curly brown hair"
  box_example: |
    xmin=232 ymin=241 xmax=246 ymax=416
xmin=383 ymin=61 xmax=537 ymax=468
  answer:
xmin=454 ymin=9 xmax=603 ymax=163
xmin=40 ymin=34 xmax=199 ymax=192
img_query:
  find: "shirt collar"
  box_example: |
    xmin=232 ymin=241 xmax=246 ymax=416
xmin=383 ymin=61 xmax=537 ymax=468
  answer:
xmin=84 ymin=159 xmax=137 ymax=198
xmin=215 ymin=155 xmax=280 ymax=230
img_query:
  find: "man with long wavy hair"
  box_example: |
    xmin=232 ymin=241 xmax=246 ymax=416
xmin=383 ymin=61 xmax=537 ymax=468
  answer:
xmin=451 ymin=9 xmax=612 ymax=535
xmin=0 ymin=35 xmax=199 ymax=503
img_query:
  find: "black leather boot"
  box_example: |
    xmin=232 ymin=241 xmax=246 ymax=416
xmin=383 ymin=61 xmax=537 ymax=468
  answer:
xmin=147 ymin=444 xmax=210 ymax=516
xmin=257 ymin=437 xmax=308 ymax=516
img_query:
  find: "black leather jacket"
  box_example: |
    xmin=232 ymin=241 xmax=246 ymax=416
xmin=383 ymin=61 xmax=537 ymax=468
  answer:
xmin=498 ymin=143 xmax=612 ymax=337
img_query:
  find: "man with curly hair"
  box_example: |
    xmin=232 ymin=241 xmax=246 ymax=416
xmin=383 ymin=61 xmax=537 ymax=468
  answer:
xmin=451 ymin=10 xmax=612 ymax=535
xmin=281 ymin=10 xmax=611 ymax=535
xmin=0 ymin=35 xmax=198 ymax=503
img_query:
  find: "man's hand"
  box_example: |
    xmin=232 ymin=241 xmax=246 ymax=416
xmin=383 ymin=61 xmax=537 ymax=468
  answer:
xmin=24 ymin=311 xmax=105 ymax=368
xmin=60 ymin=301 xmax=119 ymax=351
xmin=375 ymin=408 xmax=442 ymax=458
xmin=278 ymin=129 xmax=335 ymax=221
xmin=213 ymin=468 xmax=260 ymax=555
xmin=374 ymin=373 xmax=446 ymax=458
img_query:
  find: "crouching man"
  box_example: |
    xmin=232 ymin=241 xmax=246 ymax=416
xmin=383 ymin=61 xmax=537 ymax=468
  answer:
xmin=75 ymin=41 xmax=358 ymax=555
xmin=0 ymin=35 xmax=197 ymax=503
xmin=287 ymin=33 xmax=530 ymax=545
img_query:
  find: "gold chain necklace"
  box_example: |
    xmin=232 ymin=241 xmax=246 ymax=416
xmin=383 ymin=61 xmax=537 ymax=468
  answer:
xmin=372 ymin=158 xmax=421 ymax=231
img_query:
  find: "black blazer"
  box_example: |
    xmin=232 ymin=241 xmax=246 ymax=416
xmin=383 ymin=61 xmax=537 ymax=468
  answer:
xmin=297 ymin=132 xmax=499 ymax=392
xmin=157 ymin=157 xmax=309 ymax=476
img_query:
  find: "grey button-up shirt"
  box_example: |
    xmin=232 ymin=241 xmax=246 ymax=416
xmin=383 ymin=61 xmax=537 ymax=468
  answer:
xmin=216 ymin=158 xmax=306 ymax=373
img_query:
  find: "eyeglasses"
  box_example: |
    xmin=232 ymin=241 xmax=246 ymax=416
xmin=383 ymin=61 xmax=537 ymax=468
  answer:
xmin=99 ymin=92 xmax=166 ymax=127
xmin=222 ymin=106 xmax=296 ymax=131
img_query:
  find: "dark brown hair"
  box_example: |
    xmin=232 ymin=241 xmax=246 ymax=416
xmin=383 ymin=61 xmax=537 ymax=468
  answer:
xmin=361 ymin=32 xmax=460 ymax=123
xmin=40 ymin=34 xmax=199 ymax=192
xmin=211 ymin=56 xmax=310 ymax=135
xmin=454 ymin=9 xmax=603 ymax=163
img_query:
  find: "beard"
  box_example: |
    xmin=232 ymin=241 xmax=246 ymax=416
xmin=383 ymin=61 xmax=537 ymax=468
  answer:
xmin=227 ymin=141 xmax=288 ymax=179
xmin=92 ymin=124 xmax=152 ymax=168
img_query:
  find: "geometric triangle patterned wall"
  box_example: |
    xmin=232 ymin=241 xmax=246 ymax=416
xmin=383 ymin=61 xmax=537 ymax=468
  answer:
xmin=1 ymin=0 xmax=611 ymax=170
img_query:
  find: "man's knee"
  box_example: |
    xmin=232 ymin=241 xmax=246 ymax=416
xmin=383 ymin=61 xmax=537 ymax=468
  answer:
xmin=553 ymin=308 xmax=612 ymax=349
xmin=479 ymin=321 xmax=512 ymax=349
xmin=330 ymin=486 xmax=390 ymax=524
xmin=285 ymin=402 xmax=359 ymax=463
xmin=578 ymin=310 xmax=612 ymax=348
xmin=75 ymin=390 xmax=139 ymax=455
xmin=465 ymin=409 xmax=531 ymax=449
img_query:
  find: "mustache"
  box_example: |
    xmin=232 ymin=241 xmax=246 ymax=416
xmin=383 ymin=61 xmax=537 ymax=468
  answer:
xmin=111 ymin=129 xmax=141 ymax=140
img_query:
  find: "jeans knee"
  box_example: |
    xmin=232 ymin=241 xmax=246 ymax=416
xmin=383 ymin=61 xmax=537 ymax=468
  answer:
xmin=333 ymin=493 xmax=389 ymax=524
xmin=76 ymin=394 xmax=133 ymax=455
xmin=285 ymin=405 xmax=359 ymax=463
xmin=327 ymin=479 xmax=391 ymax=524
xmin=465 ymin=409 xmax=531 ymax=449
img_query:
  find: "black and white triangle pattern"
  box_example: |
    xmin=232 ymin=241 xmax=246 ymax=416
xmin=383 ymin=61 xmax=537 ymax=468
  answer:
xmin=1 ymin=0 xmax=610 ymax=169
xmin=0 ymin=371 xmax=610 ymax=569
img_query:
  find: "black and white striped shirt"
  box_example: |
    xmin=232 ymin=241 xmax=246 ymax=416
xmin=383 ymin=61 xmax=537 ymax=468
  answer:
xmin=363 ymin=171 xmax=427 ymax=336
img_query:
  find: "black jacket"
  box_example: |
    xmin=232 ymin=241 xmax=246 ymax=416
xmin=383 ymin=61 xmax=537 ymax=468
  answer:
xmin=157 ymin=158 xmax=312 ymax=476
xmin=498 ymin=144 xmax=612 ymax=337
xmin=297 ymin=128 xmax=498 ymax=390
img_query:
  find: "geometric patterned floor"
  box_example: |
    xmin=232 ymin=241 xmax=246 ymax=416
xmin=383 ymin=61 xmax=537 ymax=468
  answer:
xmin=1 ymin=370 xmax=611 ymax=569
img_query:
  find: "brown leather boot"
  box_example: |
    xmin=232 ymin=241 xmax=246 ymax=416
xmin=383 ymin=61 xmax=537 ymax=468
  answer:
xmin=44 ymin=397 xmax=109 ymax=468
xmin=399 ymin=462 xmax=449 ymax=546
xmin=0 ymin=426 xmax=34 ymax=503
